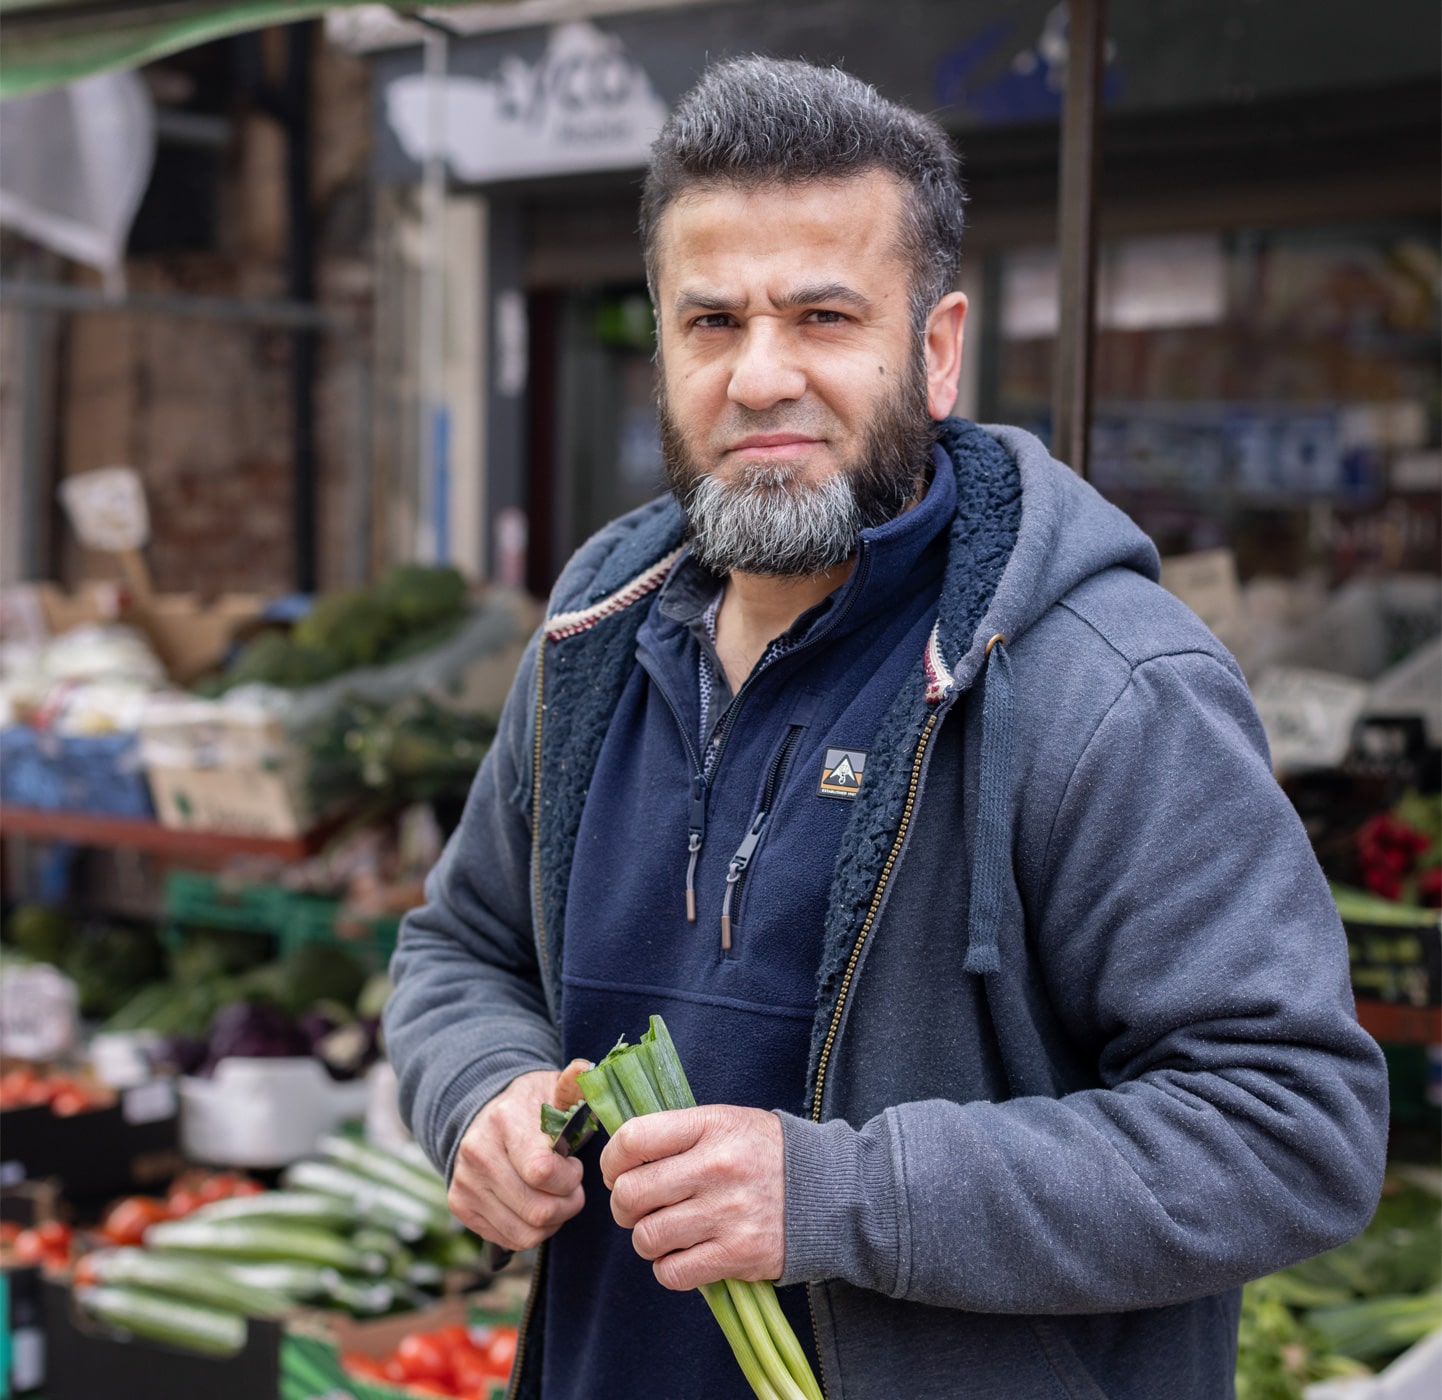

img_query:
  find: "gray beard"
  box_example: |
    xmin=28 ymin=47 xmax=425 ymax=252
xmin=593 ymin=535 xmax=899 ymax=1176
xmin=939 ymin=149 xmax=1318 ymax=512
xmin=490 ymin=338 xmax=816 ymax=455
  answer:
xmin=659 ymin=353 xmax=935 ymax=578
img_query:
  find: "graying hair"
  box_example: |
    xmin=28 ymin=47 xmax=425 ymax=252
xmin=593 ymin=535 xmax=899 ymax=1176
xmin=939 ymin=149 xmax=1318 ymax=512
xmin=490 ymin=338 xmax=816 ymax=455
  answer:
xmin=641 ymin=57 xmax=965 ymax=334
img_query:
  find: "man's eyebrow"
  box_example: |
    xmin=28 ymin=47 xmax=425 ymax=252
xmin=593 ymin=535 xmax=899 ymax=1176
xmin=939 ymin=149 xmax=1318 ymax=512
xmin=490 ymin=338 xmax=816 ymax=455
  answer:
xmin=672 ymin=283 xmax=874 ymax=317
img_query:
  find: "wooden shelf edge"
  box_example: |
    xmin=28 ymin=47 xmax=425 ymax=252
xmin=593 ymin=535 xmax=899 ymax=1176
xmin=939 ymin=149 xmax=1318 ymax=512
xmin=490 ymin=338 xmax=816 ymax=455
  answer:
xmin=0 ymin=805 xmax=330 ymax=861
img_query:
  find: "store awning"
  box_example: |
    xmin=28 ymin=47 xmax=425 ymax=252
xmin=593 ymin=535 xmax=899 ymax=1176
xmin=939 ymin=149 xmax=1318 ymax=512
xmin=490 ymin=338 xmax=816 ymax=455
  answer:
xmin=0 ymin=0 xmax=491 ymax=100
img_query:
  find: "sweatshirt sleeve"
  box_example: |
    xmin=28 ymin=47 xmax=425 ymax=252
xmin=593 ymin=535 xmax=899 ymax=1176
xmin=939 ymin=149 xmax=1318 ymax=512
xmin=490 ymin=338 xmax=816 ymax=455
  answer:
xmin=777 ymin=649 xmax=1390 ymax=1312
xmin=383 ymin=633 xmax=562 ymax=1182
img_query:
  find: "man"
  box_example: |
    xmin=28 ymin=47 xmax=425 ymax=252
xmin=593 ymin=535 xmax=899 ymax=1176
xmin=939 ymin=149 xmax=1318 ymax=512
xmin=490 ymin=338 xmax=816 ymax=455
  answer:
xmin=385 ymin=58 xmax=1388 ymax=1400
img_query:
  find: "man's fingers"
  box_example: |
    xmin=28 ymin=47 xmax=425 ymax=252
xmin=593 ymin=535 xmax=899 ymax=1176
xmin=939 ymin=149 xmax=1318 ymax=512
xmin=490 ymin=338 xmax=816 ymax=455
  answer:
xmin=600 ymin=1107 xmax=706 ymax=1188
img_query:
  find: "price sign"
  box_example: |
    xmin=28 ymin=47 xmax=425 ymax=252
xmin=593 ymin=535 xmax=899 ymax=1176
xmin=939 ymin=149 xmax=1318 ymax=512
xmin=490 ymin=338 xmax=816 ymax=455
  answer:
xmin=0 ymin=964 xmax=78 ymax=1061
xmin=1251 ymin=666 xmax=1370 ymax=774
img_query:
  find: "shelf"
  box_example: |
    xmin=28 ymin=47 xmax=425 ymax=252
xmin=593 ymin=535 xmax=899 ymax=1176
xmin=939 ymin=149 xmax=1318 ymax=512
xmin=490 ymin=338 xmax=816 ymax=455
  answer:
xmin=0 ymin=805 xmax=335 ymax=862
xmin=1355 ymin=998 xmax=1442 ymax=1046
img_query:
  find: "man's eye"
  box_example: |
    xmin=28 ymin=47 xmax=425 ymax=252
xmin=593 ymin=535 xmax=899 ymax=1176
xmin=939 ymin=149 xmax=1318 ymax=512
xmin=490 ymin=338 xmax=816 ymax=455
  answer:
xmin=807 ymin=310 xmax=848 ymax=324
xmin=692 ymin=314 xmax=733 ymax=329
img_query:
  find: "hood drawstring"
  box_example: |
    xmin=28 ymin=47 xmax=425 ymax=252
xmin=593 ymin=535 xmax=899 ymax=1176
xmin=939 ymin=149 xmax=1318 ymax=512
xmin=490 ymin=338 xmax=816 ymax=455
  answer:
xmin=963 ymin=634 xmax=1013 ymax=976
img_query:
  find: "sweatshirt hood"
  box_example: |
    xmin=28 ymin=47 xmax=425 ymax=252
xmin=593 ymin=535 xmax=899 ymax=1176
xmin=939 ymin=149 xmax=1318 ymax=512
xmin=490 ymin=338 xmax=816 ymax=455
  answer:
xmin=925 ymin=419 xmax=1160 ymax=705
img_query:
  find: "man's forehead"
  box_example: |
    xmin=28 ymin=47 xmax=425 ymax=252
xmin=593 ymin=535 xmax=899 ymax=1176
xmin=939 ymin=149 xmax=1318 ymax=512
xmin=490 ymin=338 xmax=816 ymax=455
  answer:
xmin=651 ymin=170 xmax=911 ymax=295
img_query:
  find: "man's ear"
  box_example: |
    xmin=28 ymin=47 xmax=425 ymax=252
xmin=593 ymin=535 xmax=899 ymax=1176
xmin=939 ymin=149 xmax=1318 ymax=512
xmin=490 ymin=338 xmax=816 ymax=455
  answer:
xmin=923 ymin=291 xmax=968 ymax=421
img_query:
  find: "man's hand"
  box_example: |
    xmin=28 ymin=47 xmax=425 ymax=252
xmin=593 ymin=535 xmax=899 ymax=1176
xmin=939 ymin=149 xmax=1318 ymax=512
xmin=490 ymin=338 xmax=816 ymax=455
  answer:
xmin=448 ymin=1069 xmax=584 ymax=1251
xmin=600 ymin=1104 xmax=785 ymax=1291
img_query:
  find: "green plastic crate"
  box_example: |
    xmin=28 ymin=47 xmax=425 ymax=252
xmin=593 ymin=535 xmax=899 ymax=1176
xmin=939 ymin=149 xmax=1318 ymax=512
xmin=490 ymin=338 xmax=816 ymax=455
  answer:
xmin=275 ymin=893 xmax=400 ymax=969
xmin=163 ymin=870 xmax=288 ymax=935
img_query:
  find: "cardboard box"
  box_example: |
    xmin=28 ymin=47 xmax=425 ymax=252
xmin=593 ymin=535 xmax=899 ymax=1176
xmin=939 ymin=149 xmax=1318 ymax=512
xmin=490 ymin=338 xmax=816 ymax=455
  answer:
xmin=130 ymin=594 xmax=267 ymax=684
xmin=140 ymin=702 xmax=316 ymax=839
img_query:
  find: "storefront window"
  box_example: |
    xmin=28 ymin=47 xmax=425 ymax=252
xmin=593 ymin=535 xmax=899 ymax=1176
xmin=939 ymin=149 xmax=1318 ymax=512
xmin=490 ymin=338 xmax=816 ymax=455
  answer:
xmin=991 ymin=223 xmax=1441 ymax=584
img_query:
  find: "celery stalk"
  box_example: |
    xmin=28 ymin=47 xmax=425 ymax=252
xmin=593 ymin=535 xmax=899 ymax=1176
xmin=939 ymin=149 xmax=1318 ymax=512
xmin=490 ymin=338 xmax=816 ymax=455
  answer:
xmin=572 ymin=1017 xmax=825 ymax=1400
xmin=701 ymin=1282 xmax=784 ymax=1400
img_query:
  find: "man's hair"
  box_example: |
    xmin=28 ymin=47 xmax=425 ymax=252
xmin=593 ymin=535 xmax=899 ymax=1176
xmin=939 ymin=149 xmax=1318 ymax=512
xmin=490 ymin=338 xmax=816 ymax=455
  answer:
xmin=641 ymin=57 xmax=965 ymax=334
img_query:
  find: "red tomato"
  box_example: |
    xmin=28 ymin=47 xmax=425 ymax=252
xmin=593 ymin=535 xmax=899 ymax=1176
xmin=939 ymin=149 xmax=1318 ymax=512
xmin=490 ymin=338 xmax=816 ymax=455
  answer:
xmin=0 ymin=1220 xmax=22 ymax=1245
xmin=10 ymin=1229 xmax=48 ymax=1264
xmin=431 ymin=1323 xmax=472 ymax=1352
xmin=34 ymin=1220 xmax=70 ymax=1249
xmin=166 ymin=1189 xmax=204 ymax=1219
xmin=397 ymin=1332 xmax=452 ymax=1385
xmin=404 ymin=1383 xmax=453 ymax=1398
xmin=451 ymin=1352 xmax=495 ymax=1394
xmin=51 ymin=1088 xmax=95 ymax=1116
xmin=340 ymin=1352 xmax=388 ymax=1381
xmin=72 ymin=1254 xmax=101 ymax=1287
xmin=230 ymin=1178 xmax=264 ymax=1197
xmin=102 ymin=1197 xmax=168 ymax=1246
xmin=197 ymin=1173 xmax=238 ymax=1204
xmin=484 ymin=1329 xmax=517 ymax=1377
xmin=382 ymin=1356 xmax=410 ymax=1384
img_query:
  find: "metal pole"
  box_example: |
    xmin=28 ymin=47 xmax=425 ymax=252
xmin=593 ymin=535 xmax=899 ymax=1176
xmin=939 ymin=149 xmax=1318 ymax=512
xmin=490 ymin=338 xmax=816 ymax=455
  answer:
xmin=416 ymin=24 xmax=450 ymax=564
xmin=1052 ymin=0 xmax=1106 ymax=479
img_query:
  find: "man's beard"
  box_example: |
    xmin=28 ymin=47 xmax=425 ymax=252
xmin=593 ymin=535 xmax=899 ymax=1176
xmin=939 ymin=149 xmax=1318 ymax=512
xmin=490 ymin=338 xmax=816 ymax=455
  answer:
xmin=659 ymin=353 xmax=936 ymax=578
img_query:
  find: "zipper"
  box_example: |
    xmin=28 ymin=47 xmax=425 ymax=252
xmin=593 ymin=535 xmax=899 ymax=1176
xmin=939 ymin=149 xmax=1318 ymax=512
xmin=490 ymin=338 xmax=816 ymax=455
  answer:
xmin=639 ymin=545 xmax=874 ymax=929
xmin=636 ymin=651 xmax=709 ymax=922
xmin=720 ymin=723 xmax=804 ymax=952
xmin=504 ymin=1237 xmax=547 ymax=1400
xmin=809 ymin=710 xmax=940 ymax=1123
xmin=531 ymin=641 xmax=550 ymax=988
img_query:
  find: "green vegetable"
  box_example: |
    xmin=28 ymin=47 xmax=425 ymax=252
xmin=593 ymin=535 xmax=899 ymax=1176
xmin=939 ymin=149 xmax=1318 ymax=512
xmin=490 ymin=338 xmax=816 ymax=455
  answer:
xmin=280 ymin=1159 xmax=448 ymax=1239
xmin=574 ymin=1016 xmax=824 ymax=1400
xmin=75 ymin=1284 xmax=248 ymax=1357
xmin=89 ymin=1248 xmax=292 ymax=1317
xmin=4 ymin=903 xmax=73 ymax=964
xmin=144 ymin=1219 xmax=387 ymax=1275
xmin=63 ymin=922 xmax=165 ymax=1019
xmin=1309 ymin=1292 xmax=1442 ymax=1363
xmin=187 ymin=1191 xmax=359 ymax=1231
xmin=314 ymin=1135 xmax=451 ymax=1216
xmin=374 ymin=563 xmax=468 ymax=631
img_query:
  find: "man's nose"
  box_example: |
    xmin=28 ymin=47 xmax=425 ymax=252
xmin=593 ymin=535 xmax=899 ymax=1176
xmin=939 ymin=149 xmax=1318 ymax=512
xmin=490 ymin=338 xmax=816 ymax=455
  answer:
xmin=727 ymin=321 xmax=806 ymax=410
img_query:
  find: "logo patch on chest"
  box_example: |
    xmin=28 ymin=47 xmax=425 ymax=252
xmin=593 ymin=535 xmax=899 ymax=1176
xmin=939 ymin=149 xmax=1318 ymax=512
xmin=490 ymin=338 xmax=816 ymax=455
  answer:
xmin=818 ymin=747 xmax=868 ymax=799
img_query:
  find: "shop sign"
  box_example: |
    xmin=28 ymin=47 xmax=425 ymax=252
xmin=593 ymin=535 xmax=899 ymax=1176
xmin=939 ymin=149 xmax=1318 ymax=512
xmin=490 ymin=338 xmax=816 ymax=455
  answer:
xmin=385 ymin=21 xmax=668 ymax=183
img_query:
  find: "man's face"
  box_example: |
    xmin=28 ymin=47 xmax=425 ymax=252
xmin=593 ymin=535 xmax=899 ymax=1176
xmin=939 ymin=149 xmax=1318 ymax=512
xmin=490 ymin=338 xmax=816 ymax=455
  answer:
xmin=652 ymin=171 xmax=948 ymax=577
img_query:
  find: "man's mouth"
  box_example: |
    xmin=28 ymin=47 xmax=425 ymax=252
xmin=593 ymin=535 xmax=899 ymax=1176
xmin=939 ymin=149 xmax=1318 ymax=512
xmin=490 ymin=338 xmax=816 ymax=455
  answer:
xmin=726 ymin=433 xmax=824 ymax=458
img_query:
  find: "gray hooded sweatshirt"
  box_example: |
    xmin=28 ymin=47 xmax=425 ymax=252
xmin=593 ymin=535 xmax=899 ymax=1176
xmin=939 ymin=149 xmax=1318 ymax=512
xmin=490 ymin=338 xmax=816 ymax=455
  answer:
xmin=385 ymin=420 xmax=1389 ymax=1400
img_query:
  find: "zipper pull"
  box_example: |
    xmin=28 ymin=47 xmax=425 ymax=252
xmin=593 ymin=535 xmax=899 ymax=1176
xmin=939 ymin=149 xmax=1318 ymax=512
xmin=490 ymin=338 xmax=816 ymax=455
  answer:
xmin=720 ymin=812 xmax=767 ymax=951
xmin=685 ymin=775 xmax=707 ymax=922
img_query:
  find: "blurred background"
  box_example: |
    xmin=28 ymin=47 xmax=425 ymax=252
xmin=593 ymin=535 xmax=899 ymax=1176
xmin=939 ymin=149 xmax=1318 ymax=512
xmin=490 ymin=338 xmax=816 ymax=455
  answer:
xmin=0 ymin=5 xmax=1438 ymax=1395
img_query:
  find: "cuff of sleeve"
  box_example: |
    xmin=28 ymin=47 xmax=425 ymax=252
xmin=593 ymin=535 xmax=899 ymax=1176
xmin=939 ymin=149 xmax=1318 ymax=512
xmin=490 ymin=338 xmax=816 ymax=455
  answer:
xmin=775 ymin=1109 xmax=905 ymax=1295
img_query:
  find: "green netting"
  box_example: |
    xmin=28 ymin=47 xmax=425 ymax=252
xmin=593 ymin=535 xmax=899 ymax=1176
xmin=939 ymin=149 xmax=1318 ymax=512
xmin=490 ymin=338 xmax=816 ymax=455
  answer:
xmin=0 ymin=0 xmax=486 ymax=101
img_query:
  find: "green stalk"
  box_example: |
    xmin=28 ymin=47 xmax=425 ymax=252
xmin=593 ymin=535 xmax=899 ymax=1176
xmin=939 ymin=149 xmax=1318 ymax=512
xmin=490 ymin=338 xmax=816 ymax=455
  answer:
xmin=645 ymin=1015 xmax=698 ymax=1109
xmin=569 ymin=1018 xmax=824 ymax=1400
xmin=575 ymin=1063 xmax=628 ymax=1135
xmin=754 ymin=1280 xmax=825 ymax=1400
xmin=611 ymin=1050 xmax=665 ymax=1117
xmin=725 ymin=1278 xmax=810 ymax=1400
xmin=701 ymin=1282 xmax=784 ymax=1400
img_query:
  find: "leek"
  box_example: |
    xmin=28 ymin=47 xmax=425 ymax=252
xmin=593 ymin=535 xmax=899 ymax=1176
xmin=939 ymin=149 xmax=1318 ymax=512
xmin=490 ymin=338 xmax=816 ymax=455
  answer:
xmin=566 ymin=1016 xmax=824 ymax=1400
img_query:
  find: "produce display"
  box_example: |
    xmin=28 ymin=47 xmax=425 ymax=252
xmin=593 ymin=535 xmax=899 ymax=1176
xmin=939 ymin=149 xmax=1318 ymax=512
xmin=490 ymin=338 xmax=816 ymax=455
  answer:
xmin=200 ymin=564 xmax=470 ymax=694
xmin=341 ymin=1320 xmax=518 ymax=1398
xmin=567 ymin=1016 xmax=824 ymax=1400
xmin=66 ymin=1136 xmax=486 ymax=1361
xmin=4 ymin=904 xmax=165 ymax=1020
xmin=0 ymin=1062 xmax=115 ymax=1115
xmin=1235 ymin=1173 xmax=1442 ymax=1398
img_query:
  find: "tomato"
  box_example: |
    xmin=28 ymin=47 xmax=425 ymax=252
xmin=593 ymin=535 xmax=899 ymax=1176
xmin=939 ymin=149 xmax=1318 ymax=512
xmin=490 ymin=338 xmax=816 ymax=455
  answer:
xmin=167 ymin=1189 xmax=204 ymax=1219
xmin=51 ymin=1088 xmax=95 ymax=1116
xmin=72 ymin=1254 xmax=101 ymax=1287
xmin=382 ymin=1356 xmax=410 ymax=1384
xmin=397 ymin=1332 xmax=452 ymax=1385
xmin=102 ymin=1197 xmax=168 ymax=1247
xmin=0 ymin=1220 xmax=22 ymax=1245
xmin=404 ymin=1382 xmax=453 ymax=1398
xmin=230 ymin=1178 xmax=264 ymax=1197
xmin=484 ymin=1329 xmax=517 ymax=1377
xmin=340 ymin=1352 xmax=388 ymax=1381
xmin=197 ymin=1173 xmax=239 ymax=1204
xmin=431 ymin=1323 xmax=472 ymax=1352
xmin=11 ymin=1229 xmax=48 ymax=1264
xmin=451 ymin=1352 xmax=495 ymax=1393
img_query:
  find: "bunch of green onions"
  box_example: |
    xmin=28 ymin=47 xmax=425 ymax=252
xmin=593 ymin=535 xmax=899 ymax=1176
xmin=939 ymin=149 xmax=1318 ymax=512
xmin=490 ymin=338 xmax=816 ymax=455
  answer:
xmin=566 ymin=1015 xmax=824 ymax=1400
